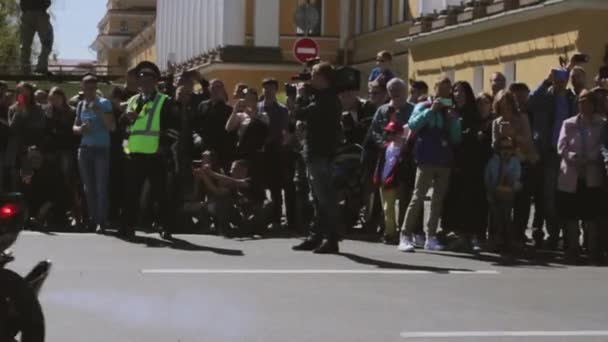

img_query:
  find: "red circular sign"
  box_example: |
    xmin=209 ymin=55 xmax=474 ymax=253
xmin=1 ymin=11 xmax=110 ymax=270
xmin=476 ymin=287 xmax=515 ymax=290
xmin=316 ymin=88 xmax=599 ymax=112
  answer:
xmin=293 ymin=38 xmax=320 ymax=64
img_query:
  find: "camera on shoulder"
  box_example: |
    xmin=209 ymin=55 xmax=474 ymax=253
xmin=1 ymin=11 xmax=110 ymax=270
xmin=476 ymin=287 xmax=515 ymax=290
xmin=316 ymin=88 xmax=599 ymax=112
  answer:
xmin=285 ymin=57 xmax=361 ymax=98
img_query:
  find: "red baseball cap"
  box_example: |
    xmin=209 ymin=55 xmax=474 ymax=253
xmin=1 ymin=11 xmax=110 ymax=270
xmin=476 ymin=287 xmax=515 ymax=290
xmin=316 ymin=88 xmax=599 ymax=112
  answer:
xmin=384 ymin=121 xmax=404 ymax=134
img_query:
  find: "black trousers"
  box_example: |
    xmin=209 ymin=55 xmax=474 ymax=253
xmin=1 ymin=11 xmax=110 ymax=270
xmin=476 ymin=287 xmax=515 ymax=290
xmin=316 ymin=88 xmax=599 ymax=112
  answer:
xmin=108 ymin=148 xmax=125 ymax=224
xmin=284 ymin=151 xmax=298 ymax=228
xmin=123 ymin=153 xmax=174 ymax=232
xmin=513 ymin=162 xmax=534 ymax=242
xmin=265 ymin=145 xmax=287 ymax=225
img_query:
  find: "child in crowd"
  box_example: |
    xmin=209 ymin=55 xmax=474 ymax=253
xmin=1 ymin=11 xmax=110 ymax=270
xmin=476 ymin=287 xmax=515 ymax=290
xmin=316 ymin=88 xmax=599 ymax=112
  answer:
xmin=485 ymin=137 xmax=521 ymax=252
xmin=374 ymin=121 xmax=407 ymax=245
xmin=369 ymin=51 xmax=395 ymax=84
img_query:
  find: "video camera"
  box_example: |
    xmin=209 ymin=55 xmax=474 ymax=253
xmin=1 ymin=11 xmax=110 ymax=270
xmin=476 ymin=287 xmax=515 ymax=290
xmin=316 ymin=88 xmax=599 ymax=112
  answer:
xmin=285 ymin=57 xmax=361 ymax=97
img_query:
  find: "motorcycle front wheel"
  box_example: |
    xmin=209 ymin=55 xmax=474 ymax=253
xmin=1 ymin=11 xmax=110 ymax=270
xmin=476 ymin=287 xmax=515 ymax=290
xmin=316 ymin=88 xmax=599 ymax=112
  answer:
xmin=0 ymin=269 xmax=45 ymax=342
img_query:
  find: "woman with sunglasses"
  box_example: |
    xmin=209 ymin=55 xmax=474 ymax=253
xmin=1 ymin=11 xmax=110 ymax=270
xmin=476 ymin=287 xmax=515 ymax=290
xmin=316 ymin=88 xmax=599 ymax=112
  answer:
xmin=442 ymin=81 xmax=493 ymax=252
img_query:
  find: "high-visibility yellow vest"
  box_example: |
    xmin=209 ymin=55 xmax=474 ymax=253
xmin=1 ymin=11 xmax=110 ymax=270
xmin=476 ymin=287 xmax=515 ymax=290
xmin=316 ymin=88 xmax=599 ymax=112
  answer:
xmin=124 ymin=93 xmax=167 ymax=154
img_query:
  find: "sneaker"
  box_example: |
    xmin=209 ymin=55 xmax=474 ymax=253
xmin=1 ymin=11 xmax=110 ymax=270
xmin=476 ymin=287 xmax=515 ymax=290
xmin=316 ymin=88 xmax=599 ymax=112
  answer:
xmin=381 ymin=235 xmax=399 ymax=245
xmin=292 ymin=237 xmax=323 ymax=251
xmin=424 ymin=236 xmax=444 ymax=251
xmin=160 ymin=230 xmax=173 ymax=240
xmin=398 ymin=235 xmax=416 ymax=253
xmin=95 ymin=225 xmax=105 ymax=235
xmin=313 ymin=240 xmax=339 ymax=254
xmin=471 ymin=237 xmax=482 ymax=253
xmin=413 ymin=234 xmax=426 ymax=249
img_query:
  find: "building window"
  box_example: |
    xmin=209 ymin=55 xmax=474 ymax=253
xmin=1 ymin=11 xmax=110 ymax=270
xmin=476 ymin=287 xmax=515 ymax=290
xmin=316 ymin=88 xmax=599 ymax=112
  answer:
xmin=120 ymin=20 xmax=128 ymax=32
xmin=473 ymin=66 xmax=484 ymax=94
xmin=383 ymin=0 xmax=392 ymax=27
xmin=141 ymin=21 xmax=148 ymax=28
xmin=368 ymin=0 xmax=377 ymax=31
xmin=399 ymin=0 xmax=408 ymax=21
xmin=296 ymin=0 xmax=323 ymax=36
xmin=504 ymin=62 xmax=516 ymax=84
xmin=355 ymin=0 xmax=362 ymax=34
xmin=419 ymin=0 xmax=461 ymax=16
xmin=444 ymin=69 xmax=455 ymax=83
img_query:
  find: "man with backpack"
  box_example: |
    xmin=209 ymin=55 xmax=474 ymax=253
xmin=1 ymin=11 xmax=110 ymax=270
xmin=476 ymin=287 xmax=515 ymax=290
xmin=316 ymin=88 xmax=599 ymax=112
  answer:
xmin=398 ymin=76 xmax=462 ymax=253
xmin=72 ymin=74 xmax=116 ymax=234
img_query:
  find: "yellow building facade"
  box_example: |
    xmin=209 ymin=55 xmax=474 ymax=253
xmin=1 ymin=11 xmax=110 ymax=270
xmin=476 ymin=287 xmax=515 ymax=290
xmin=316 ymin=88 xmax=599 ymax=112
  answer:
xmin=91 ymin=0 xmax=156 ymax=75
xmin=400 ymin=0 xmax=608 ymax=94
xmin=117 ymin=0 xmax=422 ymax=94
xmin=125 ymin=22 xmax=156 ymax=69
xmin=99 ymin=0 xmax=423 ymax=92
xmin=347 ymin=0 xmax=418 ymax=91
xmin=100 ymin=0 xmax=608 ymax=98
xmin=193 ymin=0 xmax=344 ymax=94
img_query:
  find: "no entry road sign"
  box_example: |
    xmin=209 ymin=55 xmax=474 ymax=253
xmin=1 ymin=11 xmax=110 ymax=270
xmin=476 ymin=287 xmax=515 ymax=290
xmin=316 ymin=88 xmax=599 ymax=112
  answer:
xmin=293 ymin=38 xmax=320 ymax=64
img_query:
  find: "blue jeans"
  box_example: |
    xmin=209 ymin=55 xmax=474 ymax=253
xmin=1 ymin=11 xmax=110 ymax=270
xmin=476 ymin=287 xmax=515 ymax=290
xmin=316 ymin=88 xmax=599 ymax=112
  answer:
xmin=78 ymin=146 xmax=110 ymax=226
xmin=306 ymin=157 xmax=339 ymax=241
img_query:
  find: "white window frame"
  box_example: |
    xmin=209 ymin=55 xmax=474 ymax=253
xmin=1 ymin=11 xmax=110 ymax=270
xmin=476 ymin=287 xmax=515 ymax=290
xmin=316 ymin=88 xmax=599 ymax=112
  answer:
xmin=473 ymin=66 xmax=484 ymax=94
xmin=355 ymin=0 xmax=362 ymax=34
xmin=296 ymin=0 xmax=324 ymax=36
xmin=383 ymin=0 xmax=391 ymax=27
xmin=399 ymin=0 xmax=407 ymax=21
xmin=368 ymin=0 xmax=376 ymax=31
xmin=444 ymin=69 xmax=455 ymax=83
xmin=504 ymin=62 xmax=516 ymax=85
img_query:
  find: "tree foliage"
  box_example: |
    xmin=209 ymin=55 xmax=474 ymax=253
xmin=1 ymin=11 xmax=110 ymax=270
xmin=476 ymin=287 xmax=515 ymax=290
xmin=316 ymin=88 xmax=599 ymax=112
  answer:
xmin=0 ymin=0 xmax=20 ymax=66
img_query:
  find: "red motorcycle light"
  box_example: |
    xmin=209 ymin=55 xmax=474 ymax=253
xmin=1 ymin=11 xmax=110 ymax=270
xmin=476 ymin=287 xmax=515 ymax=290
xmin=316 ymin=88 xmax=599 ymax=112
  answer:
xmin=0 ymin=203 xmax=19 ymax=219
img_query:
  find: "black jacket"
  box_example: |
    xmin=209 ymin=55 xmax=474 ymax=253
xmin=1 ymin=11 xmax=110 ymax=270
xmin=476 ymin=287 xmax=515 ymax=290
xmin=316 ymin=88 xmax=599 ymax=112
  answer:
xmin=341 ymin=99 xmax=376 ymax=146
xmin=195 ymin=100 xmax=237 ymax=162
xmin=295 ymin=88 xmax=342 ymax=159
xmin=20 ymin=0 xmax=51 ymax=12
xmin=0 ymin=104 xmax=9 ymax=152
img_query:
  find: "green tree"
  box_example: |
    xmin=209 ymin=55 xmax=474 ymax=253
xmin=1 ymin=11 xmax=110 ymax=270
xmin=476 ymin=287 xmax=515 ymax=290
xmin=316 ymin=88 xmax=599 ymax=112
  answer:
xmin=0 ymin=0 xmax=20 ymax=67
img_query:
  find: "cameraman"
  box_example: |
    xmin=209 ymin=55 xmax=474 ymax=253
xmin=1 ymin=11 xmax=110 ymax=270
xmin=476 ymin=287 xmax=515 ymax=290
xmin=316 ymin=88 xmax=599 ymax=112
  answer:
xmin=292 ymin=62 xmax=342 ymax=254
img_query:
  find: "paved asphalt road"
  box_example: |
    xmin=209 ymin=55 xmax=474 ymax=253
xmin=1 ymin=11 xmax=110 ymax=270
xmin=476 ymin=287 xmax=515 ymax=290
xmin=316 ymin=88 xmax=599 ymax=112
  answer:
xmin=9 ymin=232 xmax=608 ymax=342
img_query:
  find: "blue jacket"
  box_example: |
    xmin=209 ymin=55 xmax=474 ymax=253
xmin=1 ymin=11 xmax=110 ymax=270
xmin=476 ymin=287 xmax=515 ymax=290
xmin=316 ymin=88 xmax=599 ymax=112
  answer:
xmin=408 ymin=101 xmax=462 ymax=166
xmin=484 ymin=154 xmax=522 ymax=192
xmin=528 ymin=81 xmax=576 ymax=156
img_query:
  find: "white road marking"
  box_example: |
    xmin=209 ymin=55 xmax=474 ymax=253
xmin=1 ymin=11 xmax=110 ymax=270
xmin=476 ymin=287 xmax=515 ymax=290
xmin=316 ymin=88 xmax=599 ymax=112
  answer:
xmin=141 ymin=269 xmax=499 ymax=275
xmin=20 ymin=231 xmax=90 ymax=236
xmin=400 ymin=331 xmax=608 ymax=339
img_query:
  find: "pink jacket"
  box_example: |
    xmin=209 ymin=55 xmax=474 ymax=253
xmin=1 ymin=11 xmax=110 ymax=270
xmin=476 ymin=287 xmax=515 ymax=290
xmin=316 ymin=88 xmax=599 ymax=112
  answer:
xmin=557 ymin=114 xmax=606 ymax=193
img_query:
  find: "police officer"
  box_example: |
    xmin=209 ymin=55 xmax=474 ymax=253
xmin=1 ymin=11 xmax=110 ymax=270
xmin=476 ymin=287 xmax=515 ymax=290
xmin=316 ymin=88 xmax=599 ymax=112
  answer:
xmin=120 ymin=61 xmax=179 ymax=240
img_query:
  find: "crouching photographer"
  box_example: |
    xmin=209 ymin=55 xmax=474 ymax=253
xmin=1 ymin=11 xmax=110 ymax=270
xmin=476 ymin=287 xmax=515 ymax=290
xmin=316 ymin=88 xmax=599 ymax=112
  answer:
xmin=193 ymin=159 xmax=268 ymax=237
xmin=291 ymin=61 xmax=348 ymax=254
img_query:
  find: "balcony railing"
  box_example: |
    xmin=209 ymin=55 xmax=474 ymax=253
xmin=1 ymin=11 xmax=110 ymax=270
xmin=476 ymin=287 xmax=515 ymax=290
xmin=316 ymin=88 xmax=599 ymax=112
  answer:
xmin=0 ymin=64 xmax=125 ymax=82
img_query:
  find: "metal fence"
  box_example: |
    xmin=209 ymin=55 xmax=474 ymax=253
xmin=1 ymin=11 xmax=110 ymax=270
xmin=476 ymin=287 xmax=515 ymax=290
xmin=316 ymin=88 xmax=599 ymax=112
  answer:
xmin=0 ymin=64 xmax=124 ymax=83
